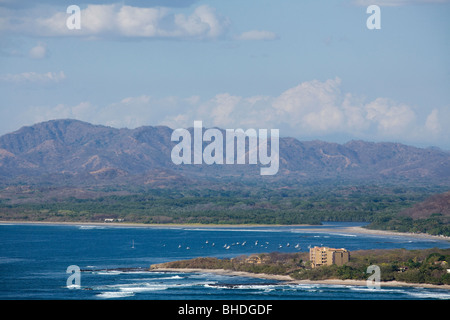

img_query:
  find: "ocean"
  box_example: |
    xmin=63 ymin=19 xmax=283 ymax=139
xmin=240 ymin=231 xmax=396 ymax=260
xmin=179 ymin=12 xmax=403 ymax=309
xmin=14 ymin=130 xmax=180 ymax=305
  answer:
xmin=0 ymin=222 xmax=449 ymax=300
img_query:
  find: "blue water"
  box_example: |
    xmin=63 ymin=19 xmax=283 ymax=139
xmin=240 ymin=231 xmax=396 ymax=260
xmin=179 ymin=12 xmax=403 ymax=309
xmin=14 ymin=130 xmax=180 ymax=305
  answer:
xmin=0 ymin=222 xmax=449 ymax=300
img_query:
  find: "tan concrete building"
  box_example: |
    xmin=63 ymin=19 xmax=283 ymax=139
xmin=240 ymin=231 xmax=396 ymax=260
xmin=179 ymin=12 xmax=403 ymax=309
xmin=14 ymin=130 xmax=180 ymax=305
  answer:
xmin=309 ymin=246 xmax=350 ymax=268
xmin=245 ymin=254 xmax=270 ymax=264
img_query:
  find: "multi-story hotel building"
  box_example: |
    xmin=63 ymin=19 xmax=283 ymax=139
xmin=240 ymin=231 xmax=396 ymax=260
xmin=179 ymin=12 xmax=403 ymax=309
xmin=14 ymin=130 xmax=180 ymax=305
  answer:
xmin=309 ymin=246 xmax=350 ymax=268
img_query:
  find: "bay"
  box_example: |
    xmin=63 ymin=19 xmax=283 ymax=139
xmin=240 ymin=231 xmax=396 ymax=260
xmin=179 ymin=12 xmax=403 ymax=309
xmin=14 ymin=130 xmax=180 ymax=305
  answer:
xmin=0 ymin=222 xmax=449 ymax=300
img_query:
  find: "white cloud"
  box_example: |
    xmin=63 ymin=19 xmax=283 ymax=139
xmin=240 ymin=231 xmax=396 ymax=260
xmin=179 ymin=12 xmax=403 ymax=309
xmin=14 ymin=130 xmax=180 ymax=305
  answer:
xmin=175 ymin=5 xmax=230 ymax=39
xmin=161 ymin=78 xmax=446 ymax=147
xmin=2 ymin=4 xmax=281 ymax=42
xmin=341 ymin=93 xmax=370 ymax=132
xmin=303 ymin=106 xmax=344 ymax=133
xmin=1 ymin=4 xmax=231 ymax=40
xmin=28 ymin=42 xmax=47 ymax=59
xmin=202 ymin=93 xmax=242 ymax=127
xmin=424 ymin=109 xmax=441 ymax=135
xmin=0 ymin=71 xmax=65 ymax=84
xmin=21 ymin=79 xmax=449 ymax=148
xmin=236 ymin=30 xmax=278 ymax=41
xmin=365 ymin=98 xmax=417 ymax=135
xmin=273 ymin=78 xmax=342 ymax=116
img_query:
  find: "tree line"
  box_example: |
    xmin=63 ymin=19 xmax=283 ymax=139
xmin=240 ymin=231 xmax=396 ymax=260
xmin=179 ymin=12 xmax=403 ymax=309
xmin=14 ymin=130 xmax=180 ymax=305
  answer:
xmin=0 ymin=183 xmax=447 ymax=235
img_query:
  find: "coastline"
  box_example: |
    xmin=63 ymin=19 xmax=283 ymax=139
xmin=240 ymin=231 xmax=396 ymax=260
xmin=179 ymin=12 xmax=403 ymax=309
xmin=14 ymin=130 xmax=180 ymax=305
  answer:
xmin=0 ymin=220 xmax=309 ymax=229
xmin=301 ymin=226 xmax=450 ymax=241
xmin=0 ymin=220 xmax=448 ymax=241
xmin=151 ymin=267 xmax=450 ymax=290
xmin=3 ymin=220 xmax=449 ymax=291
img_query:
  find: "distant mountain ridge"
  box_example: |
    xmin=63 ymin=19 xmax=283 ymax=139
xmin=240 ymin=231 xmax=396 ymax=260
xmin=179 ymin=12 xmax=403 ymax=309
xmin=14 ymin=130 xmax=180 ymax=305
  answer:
xmin=0 ymin=119 xmax=449 ymax=186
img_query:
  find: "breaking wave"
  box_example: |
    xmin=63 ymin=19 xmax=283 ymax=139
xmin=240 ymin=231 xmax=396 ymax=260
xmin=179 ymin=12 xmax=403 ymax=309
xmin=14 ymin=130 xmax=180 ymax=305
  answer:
xmin=405 ymin=290 xmax=450 ymax=300
xmin=96 ymin=291 xmax=135 ymax=299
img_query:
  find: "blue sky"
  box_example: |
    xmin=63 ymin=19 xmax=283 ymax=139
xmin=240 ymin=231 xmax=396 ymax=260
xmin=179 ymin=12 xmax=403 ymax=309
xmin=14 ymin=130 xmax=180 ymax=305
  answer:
xmin=0 ymin=0 xmax=449 ymax=149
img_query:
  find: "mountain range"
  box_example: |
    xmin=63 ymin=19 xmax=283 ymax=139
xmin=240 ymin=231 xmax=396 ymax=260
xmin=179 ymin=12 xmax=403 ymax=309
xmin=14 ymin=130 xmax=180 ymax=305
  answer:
xmin=0 ymin=119 xmax=449 ymax=186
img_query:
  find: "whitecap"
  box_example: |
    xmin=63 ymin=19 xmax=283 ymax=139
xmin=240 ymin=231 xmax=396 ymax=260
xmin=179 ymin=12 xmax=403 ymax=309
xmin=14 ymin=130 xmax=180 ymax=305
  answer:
xmin=204 ymin=283 xmax=225 ymax=289
xmin=119 ymin=284 xmax=169 ymax=293
xmin=234 ymin=284 xmax=278 ymax=291
xmin=66 ymin=284 xmax=81 ymax=290
xmin=101 ymin=281 xmax=172 ymax=292
xmin=284 ymin=284 xmax=321 ymax=293
xmin=96 ymin=291 xmax=135 ymax=299
xmin=94 ymin=270 xmax=123 ymax=275
xmin=406 ymin=290 xmax=450 ymax=300
xmin=333 ymin=233 xmax=357 ymax=237
xmin=290 ymin=284 xmax=322 ymax=290
xmin=348 ymin=286 xmax=406 ymax=294
xmin=159 ymin=275 xmax=184 ymax=280
xmin=0 ymin=257 xmax=26 ymax=264
xmin=135 ymin=275 xmax=184 ymax=281
xmin=77 ymin=225 xmax=107 ymax=230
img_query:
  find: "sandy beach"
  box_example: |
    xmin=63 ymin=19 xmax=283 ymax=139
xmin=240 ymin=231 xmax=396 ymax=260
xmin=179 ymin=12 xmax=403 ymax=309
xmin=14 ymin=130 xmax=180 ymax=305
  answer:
xmin=1 ymin=220 xmax=448 ymax=242
xmin=151 ymin=267 xmax=450 ymax=290
xmin=301 ymin=225 xmax=450 ymax=241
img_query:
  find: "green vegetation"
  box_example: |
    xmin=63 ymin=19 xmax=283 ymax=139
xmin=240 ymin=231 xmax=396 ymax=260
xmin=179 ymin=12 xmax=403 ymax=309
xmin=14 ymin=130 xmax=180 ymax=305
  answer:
xmin=367 ymin=215 xmax=450 ymax=237
xmin=153 ymin=248 xmax=450 ymax=286
xmin=153 ymin=252 xmax=308 ymax=276
xmin=292 ymin=248 xmax=450 ymax=285
xmin=0 ymin=183 xmax=448 ymax=236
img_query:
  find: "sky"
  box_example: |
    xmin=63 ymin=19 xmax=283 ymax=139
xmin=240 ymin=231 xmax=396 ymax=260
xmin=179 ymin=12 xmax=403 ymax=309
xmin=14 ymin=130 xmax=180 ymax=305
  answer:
xmin=0 ymin=0 xmax=449 ymax=149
